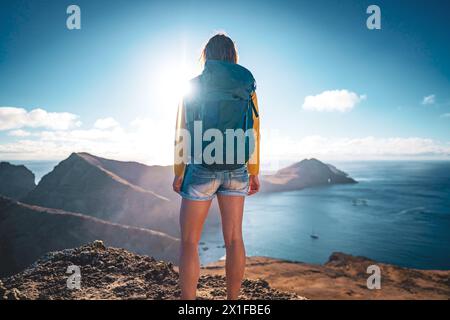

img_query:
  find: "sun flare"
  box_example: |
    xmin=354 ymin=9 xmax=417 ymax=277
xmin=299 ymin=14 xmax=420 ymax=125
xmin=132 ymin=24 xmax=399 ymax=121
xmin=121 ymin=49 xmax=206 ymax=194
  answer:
xmin=157 ymin=62 xmax=198 ymax=106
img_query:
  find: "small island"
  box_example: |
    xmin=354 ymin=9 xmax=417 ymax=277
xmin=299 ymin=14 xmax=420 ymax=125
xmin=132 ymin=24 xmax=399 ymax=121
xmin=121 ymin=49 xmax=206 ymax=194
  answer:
xmin=261 ymin=158 xmax=357 ymax=192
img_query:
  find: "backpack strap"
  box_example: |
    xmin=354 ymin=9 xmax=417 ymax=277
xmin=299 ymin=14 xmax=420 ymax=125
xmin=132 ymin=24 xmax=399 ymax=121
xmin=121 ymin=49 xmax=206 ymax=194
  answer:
xmin=244 ymin=93 xmax=258 ymax=132
xmin=249 ymin=92 xmax=259 ymax=118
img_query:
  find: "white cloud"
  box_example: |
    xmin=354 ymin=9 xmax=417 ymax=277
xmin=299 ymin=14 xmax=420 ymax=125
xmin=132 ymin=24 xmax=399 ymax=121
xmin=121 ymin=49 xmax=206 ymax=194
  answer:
xmin=7 ymin=129 xmax=31 ymax=137
xmin=440 ymin=113 xmax=450 ymax=118
xmin=422 ymin=94 xmax=435 ymax=105
xmin=93 ymin=117 xmax=120 ymax=129
xmin=0 ymin=116 xmax=175 ymax=164
xmin=0 ymin=107 xmax=81 ymax=130
xmin=37 ymin=127 xmax=125 ymax=142
xmin=302 ymin=90 xmax=366 ymax=112
xmin=2 ymin=125 xmax=449 ymax=164
xmin=1 ymin=111 xmax=449 ymax=164
xmin=261 ymin=131 xmax=450 ymax=168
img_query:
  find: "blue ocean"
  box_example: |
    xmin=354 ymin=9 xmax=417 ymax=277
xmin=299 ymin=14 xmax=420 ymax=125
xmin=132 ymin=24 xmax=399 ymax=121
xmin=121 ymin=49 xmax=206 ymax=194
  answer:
xmin=12 ymin=160 xmax=450 ymax=270
xmin=201 ymin=161 xmax=450 ymax=270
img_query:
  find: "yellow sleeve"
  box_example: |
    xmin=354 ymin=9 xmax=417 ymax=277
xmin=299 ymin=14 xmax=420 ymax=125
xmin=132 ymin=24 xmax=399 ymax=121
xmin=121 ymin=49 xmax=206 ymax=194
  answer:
xmin=247 ymin=92 xmax=260 ymax=176
xmin=174 ymin=100 xmax=186 ymax=177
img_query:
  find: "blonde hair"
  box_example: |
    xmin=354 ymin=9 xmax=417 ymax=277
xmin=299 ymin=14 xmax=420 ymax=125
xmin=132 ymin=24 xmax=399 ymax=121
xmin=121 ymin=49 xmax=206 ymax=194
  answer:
xmin=200 ymin=33 xmax=238 ymax=66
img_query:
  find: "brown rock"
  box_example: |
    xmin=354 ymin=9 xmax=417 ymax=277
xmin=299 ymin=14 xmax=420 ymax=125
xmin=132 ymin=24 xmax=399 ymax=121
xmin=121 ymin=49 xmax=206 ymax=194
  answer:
xmin=202 ymin=255 xmax=450 ymax=300
xmin=0 ymin=242 xmax=303 ymax=300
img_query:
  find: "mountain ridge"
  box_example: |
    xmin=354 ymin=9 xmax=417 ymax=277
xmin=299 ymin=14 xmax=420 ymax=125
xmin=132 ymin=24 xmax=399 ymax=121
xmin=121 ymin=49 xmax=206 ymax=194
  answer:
xmin=24 ymin=152 xmax=179 ymax=236
xmin=0 ymin=196 xmax=179 ymax=278
xmin=0 ymin=162 xmax=36 ymax=199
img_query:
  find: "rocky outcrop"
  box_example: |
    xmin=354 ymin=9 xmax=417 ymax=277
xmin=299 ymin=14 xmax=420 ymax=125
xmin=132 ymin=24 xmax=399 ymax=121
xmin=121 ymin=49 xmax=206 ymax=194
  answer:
xmin=0 ymin=196 xmax=179 ymax=278
xmin=23 ymin=153 xmax=180 ymax=236
xmin=203 ymin=254 xmax=450 ymax=300
xmin=261 ymin=158 xmax=356 ymax=192
xmin=0 ymin=162 xmax=36 ymax=199
xmin=0 ymin=241 xmax=303 ymax=300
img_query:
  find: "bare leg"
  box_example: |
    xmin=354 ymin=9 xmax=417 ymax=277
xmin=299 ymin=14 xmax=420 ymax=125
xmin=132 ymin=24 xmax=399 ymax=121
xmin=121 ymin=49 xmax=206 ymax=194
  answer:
xmin=217 ymin=194 xmax=246 ymax=300
xmin=178 ymin=198 xmax=212 ymax=300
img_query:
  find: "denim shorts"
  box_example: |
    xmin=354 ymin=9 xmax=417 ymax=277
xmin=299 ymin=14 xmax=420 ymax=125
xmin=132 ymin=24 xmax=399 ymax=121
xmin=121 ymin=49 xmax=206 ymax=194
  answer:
xmin=179 ymin=164 xmax=249 ymax=201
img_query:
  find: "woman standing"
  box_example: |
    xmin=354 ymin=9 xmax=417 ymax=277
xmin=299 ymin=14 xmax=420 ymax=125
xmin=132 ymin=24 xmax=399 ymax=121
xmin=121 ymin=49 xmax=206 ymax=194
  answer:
xmin=173 ymin=33 xmax=260 ymax=300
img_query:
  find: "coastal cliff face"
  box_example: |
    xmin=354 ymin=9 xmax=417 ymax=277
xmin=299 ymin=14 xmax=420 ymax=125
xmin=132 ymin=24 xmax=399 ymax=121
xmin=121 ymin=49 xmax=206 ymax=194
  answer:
xmin=24 ymin=153 xmax=180 ymax=236
xmin=202 ymin=255 xmax=450 ymax=300
xmin=0 ymin=197 xmax=179 ymax=278
xmin=0 ymin=241 xmax=302 ymax=300
xmin=261 ymin=158 xmax=356 ymax=192
xmin=0 ymin=162 xmax=36 ymax=199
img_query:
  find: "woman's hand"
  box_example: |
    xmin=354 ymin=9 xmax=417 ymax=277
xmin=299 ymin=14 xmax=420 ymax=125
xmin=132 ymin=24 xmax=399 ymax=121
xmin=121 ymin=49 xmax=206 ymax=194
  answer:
xmin=248 ymin=175 xmax=260 ymax=195
xmin=173 ymin=175 xmax=183 ymax=193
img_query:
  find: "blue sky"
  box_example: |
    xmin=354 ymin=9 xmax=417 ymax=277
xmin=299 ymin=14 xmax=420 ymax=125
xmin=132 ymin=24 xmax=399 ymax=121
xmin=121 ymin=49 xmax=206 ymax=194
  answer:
xmin=0 ymin=0 xmax=449 ymax=166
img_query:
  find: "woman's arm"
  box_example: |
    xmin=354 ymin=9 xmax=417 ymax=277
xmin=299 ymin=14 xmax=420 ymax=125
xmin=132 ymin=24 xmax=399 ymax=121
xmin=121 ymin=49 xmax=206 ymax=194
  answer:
xmin=247 ymin=91 xmax=260 ymax=195
xmin=174 ymin=99 xmax=186 ymax=177
xmin=247 ymin=91 xmax=260 ymax=176
xmin=173 ymin=99 xmax=186 ymax=193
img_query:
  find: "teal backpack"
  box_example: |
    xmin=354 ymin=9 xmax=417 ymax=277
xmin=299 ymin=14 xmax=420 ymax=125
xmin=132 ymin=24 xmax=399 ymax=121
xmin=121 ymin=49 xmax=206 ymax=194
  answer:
xmin=184 ymin=60 xmax=258 ymax=171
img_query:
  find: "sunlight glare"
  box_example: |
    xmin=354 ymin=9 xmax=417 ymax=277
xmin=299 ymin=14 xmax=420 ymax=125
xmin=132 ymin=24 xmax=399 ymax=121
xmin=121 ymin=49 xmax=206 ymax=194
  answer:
xmin=157 ymin=62 xmax=197 ymax=108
